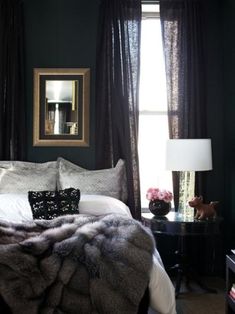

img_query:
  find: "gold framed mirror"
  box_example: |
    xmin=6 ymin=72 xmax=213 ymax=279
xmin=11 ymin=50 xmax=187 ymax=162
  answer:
xmin=33 ymin=68 xmax=90 ymax=146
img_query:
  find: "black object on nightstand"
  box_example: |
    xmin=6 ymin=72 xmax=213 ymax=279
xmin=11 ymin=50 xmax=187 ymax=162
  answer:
xmin=142 ymin=211 xmax=223 ymax=297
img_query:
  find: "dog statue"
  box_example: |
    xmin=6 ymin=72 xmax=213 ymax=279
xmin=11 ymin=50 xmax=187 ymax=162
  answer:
xmin=188 ymin=196 xmax=218 ymax=220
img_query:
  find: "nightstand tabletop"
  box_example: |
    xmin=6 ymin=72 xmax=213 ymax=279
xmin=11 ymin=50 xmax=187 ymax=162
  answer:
xmin=142 ymin=211 xmax=223 ymax=236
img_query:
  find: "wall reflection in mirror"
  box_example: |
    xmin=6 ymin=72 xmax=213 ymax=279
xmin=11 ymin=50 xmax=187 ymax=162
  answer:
xmin=45 ymin=80 xmax=78 ymax=135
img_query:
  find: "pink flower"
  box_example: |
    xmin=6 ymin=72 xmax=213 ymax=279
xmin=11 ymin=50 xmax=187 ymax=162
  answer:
xmin=146 ymin=187 xmax=173 ymax=203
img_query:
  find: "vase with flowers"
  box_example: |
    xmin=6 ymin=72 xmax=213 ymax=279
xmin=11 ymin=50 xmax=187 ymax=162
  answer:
xmin=146 ymin=188 xmax=173 ymax=216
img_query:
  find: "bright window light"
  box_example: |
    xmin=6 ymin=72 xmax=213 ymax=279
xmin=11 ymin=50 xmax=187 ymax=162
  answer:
xmin=138 ymin=4 xmax=173 ymax=208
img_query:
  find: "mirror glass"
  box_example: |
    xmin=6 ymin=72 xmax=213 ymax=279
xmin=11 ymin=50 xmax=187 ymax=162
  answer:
xmin=45 ymin=80 xmax=78 ymax=135
xmin=33 ymin=68 xmax=90 ymax=147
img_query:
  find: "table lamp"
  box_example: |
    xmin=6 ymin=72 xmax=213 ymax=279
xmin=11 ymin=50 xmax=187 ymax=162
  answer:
xmin=165 ymin=139 xmax=213 ymax=216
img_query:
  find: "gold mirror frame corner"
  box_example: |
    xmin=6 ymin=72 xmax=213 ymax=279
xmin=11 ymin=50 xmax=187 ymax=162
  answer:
xmin=33 ymin=68 xmax=90 ymax=147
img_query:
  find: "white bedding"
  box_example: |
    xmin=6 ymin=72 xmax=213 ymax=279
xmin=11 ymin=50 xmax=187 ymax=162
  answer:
xmin=0 ymin=193 xmax=176 ymax=314
xmin=0 ymin=193 xmax=131 ymax=222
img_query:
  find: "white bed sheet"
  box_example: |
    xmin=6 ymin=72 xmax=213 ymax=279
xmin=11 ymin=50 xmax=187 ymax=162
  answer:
xmin=150 ymin=252 xmax=176 ymax=314
xmin=0 ymin=193 xmax=176 ymax=314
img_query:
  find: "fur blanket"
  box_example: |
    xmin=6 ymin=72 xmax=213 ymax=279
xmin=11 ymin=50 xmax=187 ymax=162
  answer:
xmin=0 ymin=214 xmax=155 ymax=314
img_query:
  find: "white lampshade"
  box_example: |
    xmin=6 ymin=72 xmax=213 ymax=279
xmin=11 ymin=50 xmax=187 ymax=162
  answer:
xmin=165 ymin=139 xmax=213 ymax=171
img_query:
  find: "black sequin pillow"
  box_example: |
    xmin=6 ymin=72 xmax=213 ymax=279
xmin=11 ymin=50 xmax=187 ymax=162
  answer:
xmin=28 ymin=188 xmax=80 ymax=220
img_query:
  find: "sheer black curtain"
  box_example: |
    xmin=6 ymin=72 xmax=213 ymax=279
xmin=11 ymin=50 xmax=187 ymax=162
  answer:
xmin=0 ymin=0 xmax=26 ymax=160
xmin=160 ymin=0 xmax=207 ymax=209
xmin=95 ymin=0 xmax=141 ymax=219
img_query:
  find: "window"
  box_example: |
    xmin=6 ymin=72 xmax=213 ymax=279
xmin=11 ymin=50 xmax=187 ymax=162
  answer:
xmin=138 ymin=4 xmax=173 ymax=208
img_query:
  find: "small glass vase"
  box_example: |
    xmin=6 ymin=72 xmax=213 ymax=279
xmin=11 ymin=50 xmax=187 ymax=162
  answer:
xmin=149 ymin=200 xmax=170 ymax=216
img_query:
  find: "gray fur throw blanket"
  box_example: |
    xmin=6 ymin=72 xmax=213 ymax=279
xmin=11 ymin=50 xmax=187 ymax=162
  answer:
xmin=0 ymin=214 xmax=155 ymax=314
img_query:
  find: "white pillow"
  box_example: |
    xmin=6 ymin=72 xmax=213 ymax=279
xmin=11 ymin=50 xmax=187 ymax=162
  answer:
xmin=0 ymin=161 xmax=57 ymax=194
xmin=79 ymin=195 xmax=131 ymax=217
xmin=57 ymin=157 xmax=128 ymax=202
xmin=0 ymin=194 xmax=32 ymax=222
xmin=0 ymin=194 xmax=131 ymax=223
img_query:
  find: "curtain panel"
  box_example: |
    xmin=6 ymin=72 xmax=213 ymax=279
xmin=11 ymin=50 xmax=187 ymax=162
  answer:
xmin=95 ymin=0 xmax=141 ymax=219
xmin=160 ymin=0 xmax=207 ymax=209
xmin=0 ymin=0 xmax=26 ymax=160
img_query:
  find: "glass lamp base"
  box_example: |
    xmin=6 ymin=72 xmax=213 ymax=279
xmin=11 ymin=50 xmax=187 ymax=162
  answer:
xmin=179 ymin=171 xmax=195 ymax=219
xmin=181 ymin=205 xmax=195 ymax=219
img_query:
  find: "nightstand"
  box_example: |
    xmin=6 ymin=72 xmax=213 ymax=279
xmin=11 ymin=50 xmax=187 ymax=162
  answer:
xmin=142 ymin=211 xmax=223 ymax=297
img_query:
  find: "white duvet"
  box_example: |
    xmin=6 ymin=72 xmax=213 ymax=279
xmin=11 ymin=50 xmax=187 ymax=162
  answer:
xmin=0 ymin=194 xmax=176 ymax=314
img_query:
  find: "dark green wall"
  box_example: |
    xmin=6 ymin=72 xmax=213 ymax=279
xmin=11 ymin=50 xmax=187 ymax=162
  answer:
xmin=24 ymin=0 xmax=99 ymax=169
xmin=223 ymin=0 xmax=235 ymax=249
xmin=202 ymin=0 xmax=235 ymax=251
xmin=202 ymin=0 xmax=235 ymax=253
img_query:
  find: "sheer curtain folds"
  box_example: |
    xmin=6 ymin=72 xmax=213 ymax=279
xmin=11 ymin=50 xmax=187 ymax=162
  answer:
xmin=0 ymin=0 xmax=26 ymax=160
xmin=160 ymin=0 xmax=207 ymax=209
xmin=95 ymin=0 xmax=141 ymax=219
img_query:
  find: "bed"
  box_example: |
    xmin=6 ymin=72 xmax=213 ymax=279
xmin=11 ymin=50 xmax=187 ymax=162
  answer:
xmin=0 ymin=158 xmax=176 ymax=314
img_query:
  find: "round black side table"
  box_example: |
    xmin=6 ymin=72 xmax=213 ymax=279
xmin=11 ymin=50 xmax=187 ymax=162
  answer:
xmin=142 ymin=211 xmax=223 ymax=297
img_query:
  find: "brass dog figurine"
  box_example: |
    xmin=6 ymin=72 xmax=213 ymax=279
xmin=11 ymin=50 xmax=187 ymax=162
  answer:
xmin=188 ymin=196 xmax=218 ymax=220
